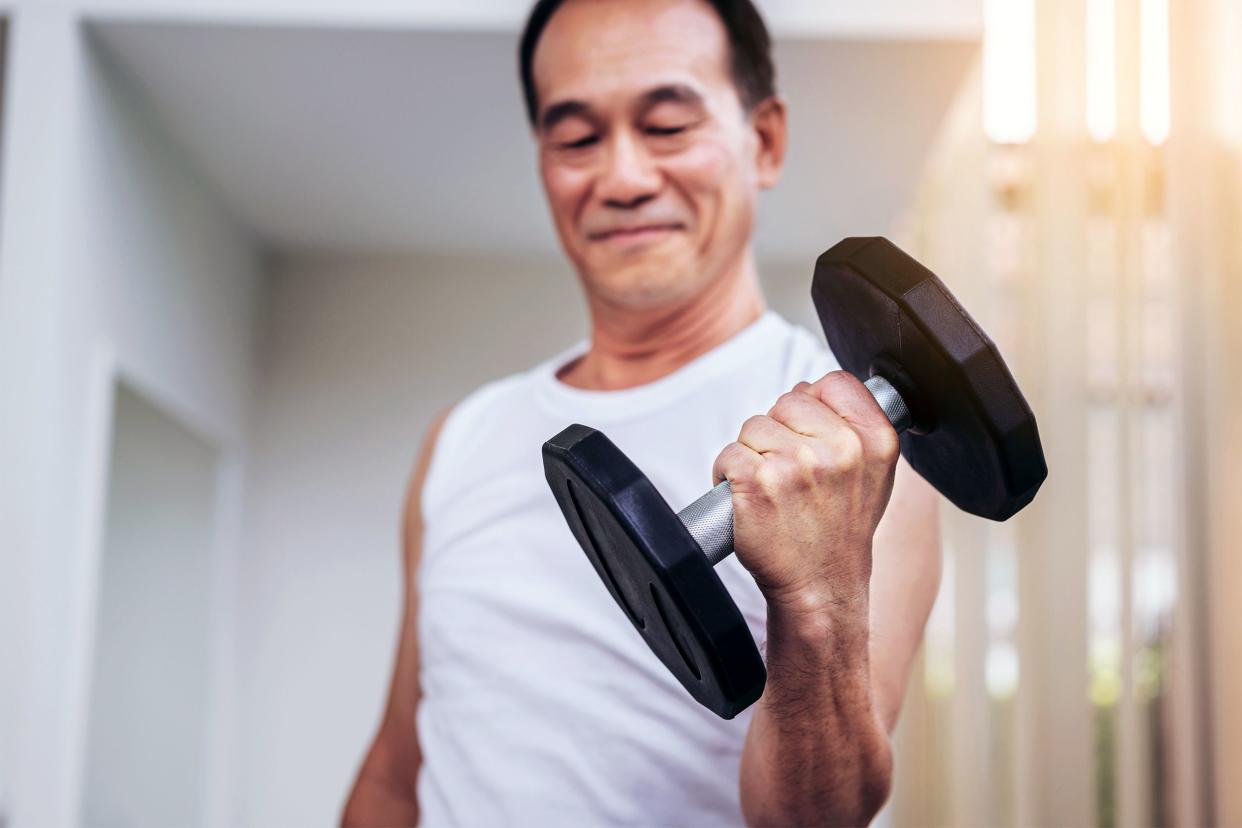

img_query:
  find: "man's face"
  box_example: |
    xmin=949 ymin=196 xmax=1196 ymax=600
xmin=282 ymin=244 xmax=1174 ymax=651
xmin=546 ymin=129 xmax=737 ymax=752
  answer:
xmin=531 ymin=0 xmax=781 ymax=310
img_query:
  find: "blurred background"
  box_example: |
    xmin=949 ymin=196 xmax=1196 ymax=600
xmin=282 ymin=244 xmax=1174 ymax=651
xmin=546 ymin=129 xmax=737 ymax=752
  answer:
xmin=0 ymin=0 xmax=1238 ymax=825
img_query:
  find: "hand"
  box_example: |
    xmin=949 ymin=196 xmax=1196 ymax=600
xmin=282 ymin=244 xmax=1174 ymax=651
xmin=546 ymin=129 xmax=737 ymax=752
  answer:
xmin=711 ymin=371 xmax=901 ymax=620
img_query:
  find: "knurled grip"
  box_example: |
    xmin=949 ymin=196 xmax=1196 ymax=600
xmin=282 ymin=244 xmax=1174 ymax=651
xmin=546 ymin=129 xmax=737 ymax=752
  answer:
xmin=865 ymin=374 xmax=912 ymax=433
xmin=677 ymin=481 xmax=735 ymax=565
xmin=675 ymin=374 xmax=911 ymax=565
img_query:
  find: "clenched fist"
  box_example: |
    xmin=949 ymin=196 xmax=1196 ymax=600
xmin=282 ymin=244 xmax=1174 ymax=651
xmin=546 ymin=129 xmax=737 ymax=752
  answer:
xmin=712 ymin=371 xmax=901 ymax=620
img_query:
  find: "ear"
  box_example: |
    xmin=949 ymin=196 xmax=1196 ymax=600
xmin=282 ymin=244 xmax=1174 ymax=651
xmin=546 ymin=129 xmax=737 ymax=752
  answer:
xmin=750 ymin=96 xmax=788 ymax=189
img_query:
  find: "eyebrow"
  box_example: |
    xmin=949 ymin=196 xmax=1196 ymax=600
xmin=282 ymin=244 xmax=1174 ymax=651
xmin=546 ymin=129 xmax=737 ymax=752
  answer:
xmin=540 ymin=99 xmax=592 ymax=132
xmin=538 ymin=84 xmax=706 ymax=132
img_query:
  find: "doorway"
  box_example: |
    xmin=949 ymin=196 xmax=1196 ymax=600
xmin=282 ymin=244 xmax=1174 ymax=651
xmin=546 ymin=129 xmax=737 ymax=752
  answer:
xmin=80 ymin=382 xmax=219 ymax=827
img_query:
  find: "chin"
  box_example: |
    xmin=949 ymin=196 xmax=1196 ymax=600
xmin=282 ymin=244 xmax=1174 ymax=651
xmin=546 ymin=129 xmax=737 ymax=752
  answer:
xmin=587 ymin=261 xmax=702 ymax=310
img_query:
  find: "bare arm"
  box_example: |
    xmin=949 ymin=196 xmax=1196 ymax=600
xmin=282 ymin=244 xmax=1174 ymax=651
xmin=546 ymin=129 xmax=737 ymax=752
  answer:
xmin=738 ymin=459 xmax=939 ymax=826
xmin=716 ymin=376 xmax=941 ymax=827
xmin=867 ymin=458 xmax=941 ymax=733
xmin=342 ymin=412 xmax=449 ymax=827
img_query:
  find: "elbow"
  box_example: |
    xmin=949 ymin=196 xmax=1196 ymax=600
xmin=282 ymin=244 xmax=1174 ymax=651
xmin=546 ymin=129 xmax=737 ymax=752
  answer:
xmin=742 ymin=737 xmax=895 ymax=828
xmin=340 ymin=730 xmax=421 ymax=828
xmin=833 ymin=741 xmax=894 ymax=828
xmin=857 ymin=737 xmax=894 ymax=824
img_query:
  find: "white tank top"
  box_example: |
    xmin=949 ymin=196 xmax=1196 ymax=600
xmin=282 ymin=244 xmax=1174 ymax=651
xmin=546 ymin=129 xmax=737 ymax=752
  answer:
xmin=417 ymin=312 xmax=839 ymax=826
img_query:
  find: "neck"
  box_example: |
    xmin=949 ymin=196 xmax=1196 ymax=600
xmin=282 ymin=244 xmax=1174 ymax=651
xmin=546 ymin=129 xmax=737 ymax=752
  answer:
xmin=558 ymin=255 xmax=766 ymax=391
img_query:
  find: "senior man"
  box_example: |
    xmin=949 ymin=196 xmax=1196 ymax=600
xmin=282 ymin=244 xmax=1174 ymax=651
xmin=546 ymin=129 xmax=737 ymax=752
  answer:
xmin=344 ymin=0 xmax=941 ymax=824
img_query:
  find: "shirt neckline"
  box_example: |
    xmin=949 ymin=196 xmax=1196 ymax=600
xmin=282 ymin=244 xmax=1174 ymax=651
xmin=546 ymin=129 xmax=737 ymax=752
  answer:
xmin=533 ymin=311 xmax=786 ymax=424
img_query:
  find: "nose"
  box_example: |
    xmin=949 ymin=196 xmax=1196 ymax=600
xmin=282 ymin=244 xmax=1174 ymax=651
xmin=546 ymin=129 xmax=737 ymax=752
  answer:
xmin=596 ymin=130 xmax=661 ymax=209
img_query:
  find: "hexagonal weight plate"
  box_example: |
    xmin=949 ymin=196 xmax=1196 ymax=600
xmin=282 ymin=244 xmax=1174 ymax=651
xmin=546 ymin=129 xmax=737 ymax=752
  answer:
xmin=543 ymin=425 xmax=766 ymax=718
xmin=813 ymin=237 xmax=1047 ymax=521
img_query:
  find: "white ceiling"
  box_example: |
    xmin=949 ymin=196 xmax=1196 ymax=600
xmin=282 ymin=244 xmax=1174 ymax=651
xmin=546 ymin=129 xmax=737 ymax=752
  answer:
xmin=79 ymin=0 xmax=981 ymax=38
xmin=89 ymin=20 xmax=977 ymax=261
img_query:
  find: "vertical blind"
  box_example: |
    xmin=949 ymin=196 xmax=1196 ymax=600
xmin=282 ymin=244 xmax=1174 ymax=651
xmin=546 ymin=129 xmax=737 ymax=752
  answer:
xmin=886 ymin=0 xmax=1241 ymax=824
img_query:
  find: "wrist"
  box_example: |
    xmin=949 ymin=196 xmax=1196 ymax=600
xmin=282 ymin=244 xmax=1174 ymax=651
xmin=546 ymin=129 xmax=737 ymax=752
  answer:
xmin=760 ymin=565 xmax=871 ymax=632
xmin=761 ymin=588 xmax=873 ymax=715
xmin=764 ymin=585 xmax=870 ymax=659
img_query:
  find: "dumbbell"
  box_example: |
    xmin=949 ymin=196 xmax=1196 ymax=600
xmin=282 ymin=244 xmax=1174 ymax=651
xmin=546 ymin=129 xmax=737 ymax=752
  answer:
xmin=542 ymin=237 xmax=1047 ymax=719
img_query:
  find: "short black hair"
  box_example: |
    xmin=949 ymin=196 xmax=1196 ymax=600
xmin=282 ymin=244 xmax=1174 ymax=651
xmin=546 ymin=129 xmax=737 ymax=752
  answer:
xmin=518 ymin=0 xmax=776 ymax=126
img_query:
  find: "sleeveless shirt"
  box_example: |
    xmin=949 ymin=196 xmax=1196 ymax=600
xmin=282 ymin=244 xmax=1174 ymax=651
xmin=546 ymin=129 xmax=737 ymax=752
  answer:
xmin=416 ymin=312 xmax=840 ymax=826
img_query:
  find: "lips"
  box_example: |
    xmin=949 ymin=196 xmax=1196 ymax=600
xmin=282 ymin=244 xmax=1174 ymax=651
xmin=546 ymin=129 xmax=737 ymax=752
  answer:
xmin=587 ymin=223 xmax=684 ymax=242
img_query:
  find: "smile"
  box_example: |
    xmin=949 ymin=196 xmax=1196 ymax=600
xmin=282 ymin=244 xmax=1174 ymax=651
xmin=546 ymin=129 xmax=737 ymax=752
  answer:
xmin=588 ymin=223 xmax=684 ymax=243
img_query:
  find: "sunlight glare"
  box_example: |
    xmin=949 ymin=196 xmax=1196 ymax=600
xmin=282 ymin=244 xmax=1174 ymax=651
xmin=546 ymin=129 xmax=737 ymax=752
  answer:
xmin=1086 ymin=0 xmax=1117 ymax=142
xmin=983 ymin=0 xmax=1037 ymax=144
xmin=1140 ymin=0 xmax=1170 ymax=145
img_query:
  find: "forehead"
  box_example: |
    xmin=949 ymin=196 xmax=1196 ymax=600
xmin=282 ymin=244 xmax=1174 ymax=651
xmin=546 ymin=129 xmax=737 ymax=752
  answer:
xmin=532 ymin=0 xmax=736 ymax=114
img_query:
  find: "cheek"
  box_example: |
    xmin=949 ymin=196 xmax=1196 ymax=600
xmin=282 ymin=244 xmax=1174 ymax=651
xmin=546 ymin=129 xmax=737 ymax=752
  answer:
xmin=540 ymin=159 xmax=591 ymax=229
xmin=668 ymin=140 xmax=754 ymax=233
xmin=670 ymin=141 xmax=735 ymax=200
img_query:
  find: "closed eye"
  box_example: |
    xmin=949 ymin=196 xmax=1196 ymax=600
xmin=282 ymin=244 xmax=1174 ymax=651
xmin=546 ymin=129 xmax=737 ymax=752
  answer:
xmin=645 ymin=125 xmax=687 ymax=137
xmin=560 ymin=134 xmax=599 ymax=150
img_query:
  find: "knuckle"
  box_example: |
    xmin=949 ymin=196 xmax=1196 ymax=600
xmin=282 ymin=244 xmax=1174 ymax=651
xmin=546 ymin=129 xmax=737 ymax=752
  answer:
xmin=777 ymin=389 xmax=806 ymax=411
xmin=821 ymin=369 xmax=859 ymax=395
xmin=792 ymin=441 xmax=820 ymax=471
xmin=873 ymin=428 xmax=901 ymax=464
xmin=739 ymin=414 xmax=769 ymax=436
xmin=768 ymin=394 xmax=793 ymax=420
xmin=828 ymin=430 xmax=865 ymax=472
xmin=718 ymin=442 xmax=759 ymax=479
xmin=717 ymin=440 xmax=744 ymax=467
xmin=752 ymin=462 xmax=783 ymax=494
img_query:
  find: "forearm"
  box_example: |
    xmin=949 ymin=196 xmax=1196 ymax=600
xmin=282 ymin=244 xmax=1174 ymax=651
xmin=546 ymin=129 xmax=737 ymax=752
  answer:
xmin=739 ymin=589 xmax=892 ymax=828
xmin=342 ymin=736 xmax=421 ymax=827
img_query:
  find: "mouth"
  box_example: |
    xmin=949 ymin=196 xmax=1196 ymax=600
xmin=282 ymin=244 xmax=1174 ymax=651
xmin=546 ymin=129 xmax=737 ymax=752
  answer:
xmin=587 ymin=223 xmax=684 ymax=244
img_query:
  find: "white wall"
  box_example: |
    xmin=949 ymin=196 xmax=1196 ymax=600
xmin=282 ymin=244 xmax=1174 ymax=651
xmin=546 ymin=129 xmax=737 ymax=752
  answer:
xmin=82 ymin=383 xmax=220 ymax=828
xmin=236 ymin=253 xmax=579 ymax=825
xmin=0 ymin=14 xmax=264 ymax=826
xmin=235 ymin=252 xmax=822 ymax=824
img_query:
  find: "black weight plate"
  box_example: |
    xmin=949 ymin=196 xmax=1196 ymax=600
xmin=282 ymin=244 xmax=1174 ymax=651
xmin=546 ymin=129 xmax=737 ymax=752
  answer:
xmin=543 ymin=425 xmax=766 ymax=719
xmin=812 ymin=237 xmax=1047 ymax=521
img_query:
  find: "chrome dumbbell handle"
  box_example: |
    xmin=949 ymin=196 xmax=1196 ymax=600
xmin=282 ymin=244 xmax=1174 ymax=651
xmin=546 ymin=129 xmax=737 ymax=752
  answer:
xmin=676 ymin=375 xmax=912 ymax=565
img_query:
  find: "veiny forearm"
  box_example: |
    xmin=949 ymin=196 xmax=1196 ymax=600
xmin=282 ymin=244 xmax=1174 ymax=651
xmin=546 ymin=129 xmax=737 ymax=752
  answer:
xmin=739 ymin=591 xmax=892 ymax=828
